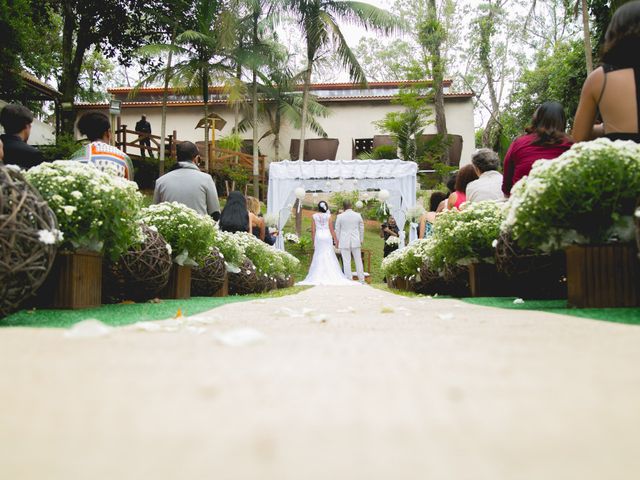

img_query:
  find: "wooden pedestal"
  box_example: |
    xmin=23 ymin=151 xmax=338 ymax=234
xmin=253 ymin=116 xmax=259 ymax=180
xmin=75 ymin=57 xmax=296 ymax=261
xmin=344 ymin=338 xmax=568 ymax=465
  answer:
xmin=162 ymin=264 xmax=192 ymax=299
xmin=566 ymin=244 xmax=640 ymax=308
xmin=213 ymin=273 xmax=229 ymax=297
xmin=48 ymin=251 xmax=102 ymax=309
xmin=468 ymin=263 xmax=512 ymax=297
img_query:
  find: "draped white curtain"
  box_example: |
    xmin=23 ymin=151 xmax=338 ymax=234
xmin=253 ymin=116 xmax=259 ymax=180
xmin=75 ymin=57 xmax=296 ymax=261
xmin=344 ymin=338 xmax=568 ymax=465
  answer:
xmin=267 ymin=159 xmax=418 ymax=250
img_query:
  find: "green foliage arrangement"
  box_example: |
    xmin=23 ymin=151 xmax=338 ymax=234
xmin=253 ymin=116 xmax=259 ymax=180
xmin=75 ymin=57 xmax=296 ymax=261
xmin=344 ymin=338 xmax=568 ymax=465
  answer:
xmin=372 ymin=145 xmax=398 ymax=159
xmin=25 ymin=160 xmax=143 ymax=260
xmin=39 ymin=134 xmax=82 ymax=162
xmin=381 ymin=239 xmax=431 ymax=279
xmin=211 ymin=226 xmax=245 ymax=270
xmin=217 ymin=132 xmax=243 ymax=152
xmin=502 ymin=139 xmax=640 ymax=252
xmin=140 ymin=202 xmax=216 ymax=266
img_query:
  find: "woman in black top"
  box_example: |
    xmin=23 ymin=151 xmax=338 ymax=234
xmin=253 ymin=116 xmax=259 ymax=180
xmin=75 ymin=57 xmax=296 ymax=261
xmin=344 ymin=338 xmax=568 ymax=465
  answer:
xmin=573 ymin=1 xmax=640 ymax=143
xmin=219 ymin=191 xmax=251 ymax=234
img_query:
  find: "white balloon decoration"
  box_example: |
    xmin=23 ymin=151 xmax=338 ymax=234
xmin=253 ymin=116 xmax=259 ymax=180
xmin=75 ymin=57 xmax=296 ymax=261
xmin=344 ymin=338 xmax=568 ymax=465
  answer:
xmin=294 ymin=187 xmax=306 ymax=200
xmin=378 ymin=189 xmax=390 ymax=201
xmin=355 ymin=200 xmax=364 ymax=209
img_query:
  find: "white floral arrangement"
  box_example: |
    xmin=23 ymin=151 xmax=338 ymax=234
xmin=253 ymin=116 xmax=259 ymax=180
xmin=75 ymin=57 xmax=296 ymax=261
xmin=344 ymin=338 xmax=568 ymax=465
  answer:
xmin=210 ymin=225 xmax=245 ymax=272
xmin=229 ymin=232 xmax=300 ymax=277
xmin=428 ymin=201 xmax=505 ymax=270
xmin=381 ymin=239 xmax=434 ymax=278
xmin=502 ymin=138 xmax=640 ymax=252
xmin=381 ymin=202 xmax=505 ymax=278
xmin=385 ymin=236 xmax=400 ymax=246
xmin=263 ymin=213 xmax=279 ymax=228
xmin=140 ymin=202 xmax=216 ymax=266
xmin=25 ymin=160 xmax=143 ymax=259
xmin=405 ymin=205 xmax=426 ymax=223
xmin=284 ymin=232 xmax=300 ymax=244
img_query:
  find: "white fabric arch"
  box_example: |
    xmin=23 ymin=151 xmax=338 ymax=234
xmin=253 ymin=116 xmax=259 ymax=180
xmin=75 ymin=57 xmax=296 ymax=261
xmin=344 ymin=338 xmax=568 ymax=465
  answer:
xmin=267 ymin=159 xmax=418 ymax=250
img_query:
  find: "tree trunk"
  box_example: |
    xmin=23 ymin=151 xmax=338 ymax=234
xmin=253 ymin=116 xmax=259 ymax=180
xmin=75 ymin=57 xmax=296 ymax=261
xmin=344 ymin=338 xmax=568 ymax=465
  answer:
xmin=274 ymin=108 xmax=281 ymax=161
xmin=202 ymin=69 xmax=210 ymax=172
xmin=581 ymin=0 xmax=593 ymax=73
xmin=59 ymin=1 xmax=89 ymax=134
xmin=297 ymin=66 xmax=313 ymax=161
xmin=159 ymin=29 xmax=176 ymax=177
xmin=478 ymin=7 xmax=501 ymax=148
xmin=251 ymin=11 xmax=260 ymax=198
xmin=252 ymin=68 xmax=259 ymax=198
xmin=427 ymin=0 xmax=450 ymax=164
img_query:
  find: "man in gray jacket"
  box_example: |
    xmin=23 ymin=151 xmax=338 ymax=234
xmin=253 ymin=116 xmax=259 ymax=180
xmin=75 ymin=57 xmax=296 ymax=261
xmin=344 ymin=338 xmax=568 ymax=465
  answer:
xmin=153 ymin=141 xmax=221 ymax=220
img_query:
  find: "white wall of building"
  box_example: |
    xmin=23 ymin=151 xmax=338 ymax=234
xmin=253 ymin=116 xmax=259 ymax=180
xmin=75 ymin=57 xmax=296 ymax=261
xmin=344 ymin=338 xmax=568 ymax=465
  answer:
xmin=81 ymin=97 xmax=475 ymax=164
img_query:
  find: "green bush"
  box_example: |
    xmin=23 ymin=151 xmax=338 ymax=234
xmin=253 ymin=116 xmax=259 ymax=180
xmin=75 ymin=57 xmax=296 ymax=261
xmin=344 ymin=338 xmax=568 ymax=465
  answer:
xmin=371 ymin=145 xmax=397 ymax=159
xmin=39 ymin=134 xmax=82 ymax=162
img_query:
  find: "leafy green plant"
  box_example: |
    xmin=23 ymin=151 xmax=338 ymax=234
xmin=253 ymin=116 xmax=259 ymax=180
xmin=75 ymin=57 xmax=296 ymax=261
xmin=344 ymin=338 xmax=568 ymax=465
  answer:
xmin=371 ymin=145 xmax=397 ymax=159
xmin=217 ymin=132 xmax=243 ymax=152
xmin=25 ymin=160 xmax=144 ymax=260
xmin=503 ymin=139 xmax=640 ymax=251
xmin=39 ymin=133 xmax=82 ymax=162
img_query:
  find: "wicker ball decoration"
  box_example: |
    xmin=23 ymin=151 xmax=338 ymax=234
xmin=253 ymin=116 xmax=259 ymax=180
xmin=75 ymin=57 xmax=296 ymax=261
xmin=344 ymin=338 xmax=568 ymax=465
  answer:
xmin=0 ymin=165 xmax=58 ymax=316
xmin=191 ymin=248 xmax=226 ymax=296
xmin=228 ymin=258 xmax=260 ymax=295
xmin=103 ymin=225 xmax=172 ymax=302
xmin=413 ymin=262 xmax=446 ymax=295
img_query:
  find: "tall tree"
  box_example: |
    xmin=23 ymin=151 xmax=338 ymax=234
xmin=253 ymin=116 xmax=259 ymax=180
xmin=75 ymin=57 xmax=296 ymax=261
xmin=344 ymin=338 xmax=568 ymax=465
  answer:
xmin=285 ymin=0 xmax=399 ymax=161
xmin=418 ymin=0 xmax=449 ymax=162
xmin=49 ymin=0 xmax=167 ymax=133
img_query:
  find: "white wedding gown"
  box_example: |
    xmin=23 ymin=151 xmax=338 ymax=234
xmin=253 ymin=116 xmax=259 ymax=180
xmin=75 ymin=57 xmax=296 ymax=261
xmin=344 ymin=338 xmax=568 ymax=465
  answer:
xmin=298 ymin=212 xmax=357 ymax=286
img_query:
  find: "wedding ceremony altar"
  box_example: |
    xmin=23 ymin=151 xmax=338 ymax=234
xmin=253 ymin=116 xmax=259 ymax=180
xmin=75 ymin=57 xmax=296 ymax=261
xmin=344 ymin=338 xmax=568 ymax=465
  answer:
xmin=266 ymin=159 xmax=418 ymax=250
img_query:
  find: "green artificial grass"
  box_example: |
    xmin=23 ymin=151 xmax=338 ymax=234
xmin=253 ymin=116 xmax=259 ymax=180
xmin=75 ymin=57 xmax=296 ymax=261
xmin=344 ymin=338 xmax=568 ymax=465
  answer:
xmin=1 ymin=286 xmax=308 ymax=329
xmin=462 ymin=297 xmax=640 ymax=326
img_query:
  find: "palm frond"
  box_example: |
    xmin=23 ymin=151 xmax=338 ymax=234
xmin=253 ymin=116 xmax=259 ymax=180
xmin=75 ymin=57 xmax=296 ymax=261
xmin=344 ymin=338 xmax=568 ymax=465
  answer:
xmin=322 ymin=12 xmax=368 ymax=85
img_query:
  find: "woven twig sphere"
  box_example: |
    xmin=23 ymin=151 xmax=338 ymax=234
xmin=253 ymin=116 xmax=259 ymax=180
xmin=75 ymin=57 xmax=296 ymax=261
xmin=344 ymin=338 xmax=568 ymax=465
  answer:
xmin=191 ymin=248 xmax=226 ymax=296
xmin=228 ymin=258 xmax=259 ymax=295
xmin=103 ymin=225 xmax=172 ymax=302
xmin=0 ymin=166 xmax=58 ymax=316
xmin=413 ymin=262 xmax=447 ymax=295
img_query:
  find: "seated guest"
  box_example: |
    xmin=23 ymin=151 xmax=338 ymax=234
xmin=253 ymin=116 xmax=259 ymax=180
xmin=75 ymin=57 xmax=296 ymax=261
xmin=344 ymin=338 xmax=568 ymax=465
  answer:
xmin=219 ymin=191 xmax=251 ymax=234
xmin=0 ymin=104 xmax=44 ymax=169
xmin=466 ymin=149 xmax=505 ymax=203
xmin=572 ymin=1 xmax=640 ymax=143
xmin=71 ymin=112 xmax=134 ymax=180
xmin=502 ymin=102 xmax=573 ymax=196
xmin=419 ymin=191 xmax=448 ymax=238
xmin=381 ymin=215 xmax=400 ymax=257
xmin=153 ymin=141 xmax=221 ymax=219
xmin=437 ymin=171 xmax=457 ymax=213
xmin=447 ymin=164 xmax=478 ymax=210
xmin=246 ymin=195 xmax=266 ymax=241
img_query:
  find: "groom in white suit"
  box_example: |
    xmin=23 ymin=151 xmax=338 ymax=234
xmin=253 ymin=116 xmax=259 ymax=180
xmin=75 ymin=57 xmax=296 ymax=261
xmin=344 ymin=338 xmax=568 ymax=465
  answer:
xmin=335 ymin=200 xmax=365 ymax=283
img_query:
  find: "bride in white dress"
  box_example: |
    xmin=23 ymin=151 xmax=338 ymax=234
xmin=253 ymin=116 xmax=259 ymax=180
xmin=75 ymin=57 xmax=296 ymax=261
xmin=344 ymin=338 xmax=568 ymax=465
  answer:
xmin=298 ymin=201 xmax=357 ymax=286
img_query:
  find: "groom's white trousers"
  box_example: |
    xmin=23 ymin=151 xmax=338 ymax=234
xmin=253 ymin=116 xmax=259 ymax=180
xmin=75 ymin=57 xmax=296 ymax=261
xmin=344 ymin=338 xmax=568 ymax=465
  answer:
xmin=340 ymin=247 xmax=365 ymax=282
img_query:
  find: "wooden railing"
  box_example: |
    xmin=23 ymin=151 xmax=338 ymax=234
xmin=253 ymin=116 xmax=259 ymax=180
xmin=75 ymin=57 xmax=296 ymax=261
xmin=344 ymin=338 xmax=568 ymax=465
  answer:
xmin=115 ymin=118 xmax=178 ymax=160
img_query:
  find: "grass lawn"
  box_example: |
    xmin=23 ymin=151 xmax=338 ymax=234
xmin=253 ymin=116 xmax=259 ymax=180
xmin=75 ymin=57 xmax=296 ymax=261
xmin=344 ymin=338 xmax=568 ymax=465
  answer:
xmin=1 ymin=287 xmax=308 ymax=329
xmin=284 ymin=210 xmax=386 ymax=283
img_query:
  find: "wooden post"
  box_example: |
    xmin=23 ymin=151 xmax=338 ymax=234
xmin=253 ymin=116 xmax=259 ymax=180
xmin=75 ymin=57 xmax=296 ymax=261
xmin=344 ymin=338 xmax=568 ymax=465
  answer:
xmin=171 ymin=130 xmax=177 ymax=160
xmin=121 ymin=125 xmax=127 ymax=154
xmin=116 ymin=116 xmax=121 ymax=148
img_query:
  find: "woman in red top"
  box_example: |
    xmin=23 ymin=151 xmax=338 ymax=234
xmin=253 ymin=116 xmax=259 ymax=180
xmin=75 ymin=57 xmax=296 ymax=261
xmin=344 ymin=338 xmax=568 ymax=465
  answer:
xmin=447 ymin=164 xmax=478 ymax=210
xmin=502 ymin=101 xmax=573 ymax=196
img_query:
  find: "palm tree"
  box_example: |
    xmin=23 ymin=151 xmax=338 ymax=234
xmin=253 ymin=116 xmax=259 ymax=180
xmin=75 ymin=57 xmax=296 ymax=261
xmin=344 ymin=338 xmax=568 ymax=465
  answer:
xmin=256 ymin=65 xmax=329 ymax=161
xmin=141 ymin=0 xmax=236 ymax=171
xmin=285 ymin=1 xmax=400 ymax=161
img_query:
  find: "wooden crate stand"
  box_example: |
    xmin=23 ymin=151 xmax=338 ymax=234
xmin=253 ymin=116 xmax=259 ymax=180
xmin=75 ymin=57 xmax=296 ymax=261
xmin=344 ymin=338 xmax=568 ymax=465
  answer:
xmin=566 ymin=244 xmax=640 ymax=308
xmin=48 ymin=251 xmax=103 ymax=309
xmin=162 ymin=264 xmax=192 ymax=300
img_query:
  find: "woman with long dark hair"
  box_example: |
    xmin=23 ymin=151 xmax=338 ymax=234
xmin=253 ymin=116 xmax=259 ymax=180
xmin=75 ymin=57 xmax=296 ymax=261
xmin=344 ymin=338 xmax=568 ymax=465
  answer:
xmin=447 ymin=164 xmax=478 ymax=209
xmin=502 ymin=101 xmax=573 ymax=196
xmin=572 ymin=1 xmax=640 ymax=143
xmin=219 ymin=191 xmax=251 ymax=234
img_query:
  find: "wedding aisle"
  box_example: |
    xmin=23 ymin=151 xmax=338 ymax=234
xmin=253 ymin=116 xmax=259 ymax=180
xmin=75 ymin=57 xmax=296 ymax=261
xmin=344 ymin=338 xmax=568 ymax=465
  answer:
xmin=1 ymin=285 xmax=640 ymax=480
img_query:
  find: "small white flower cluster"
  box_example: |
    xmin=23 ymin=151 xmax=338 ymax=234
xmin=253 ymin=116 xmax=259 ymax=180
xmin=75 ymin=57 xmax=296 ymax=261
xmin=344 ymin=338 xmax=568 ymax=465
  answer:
xmin=284 ymin=232 xmax=300 ymax=244
xmin=37 ymin=229 xmax=64 ymax=245
xmin=385 ymin=236 xmax=400 ymax=246
xmin=405 ymin=205 xmax=426 ymax=223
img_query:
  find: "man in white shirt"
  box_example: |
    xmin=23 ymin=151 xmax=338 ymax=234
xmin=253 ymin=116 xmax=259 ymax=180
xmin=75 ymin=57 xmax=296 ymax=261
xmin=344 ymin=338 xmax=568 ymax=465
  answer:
xmin=153 ymin=141 xmax=221 ymax=219
xmin=466 ymin=148 xmax=505 ymax=203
